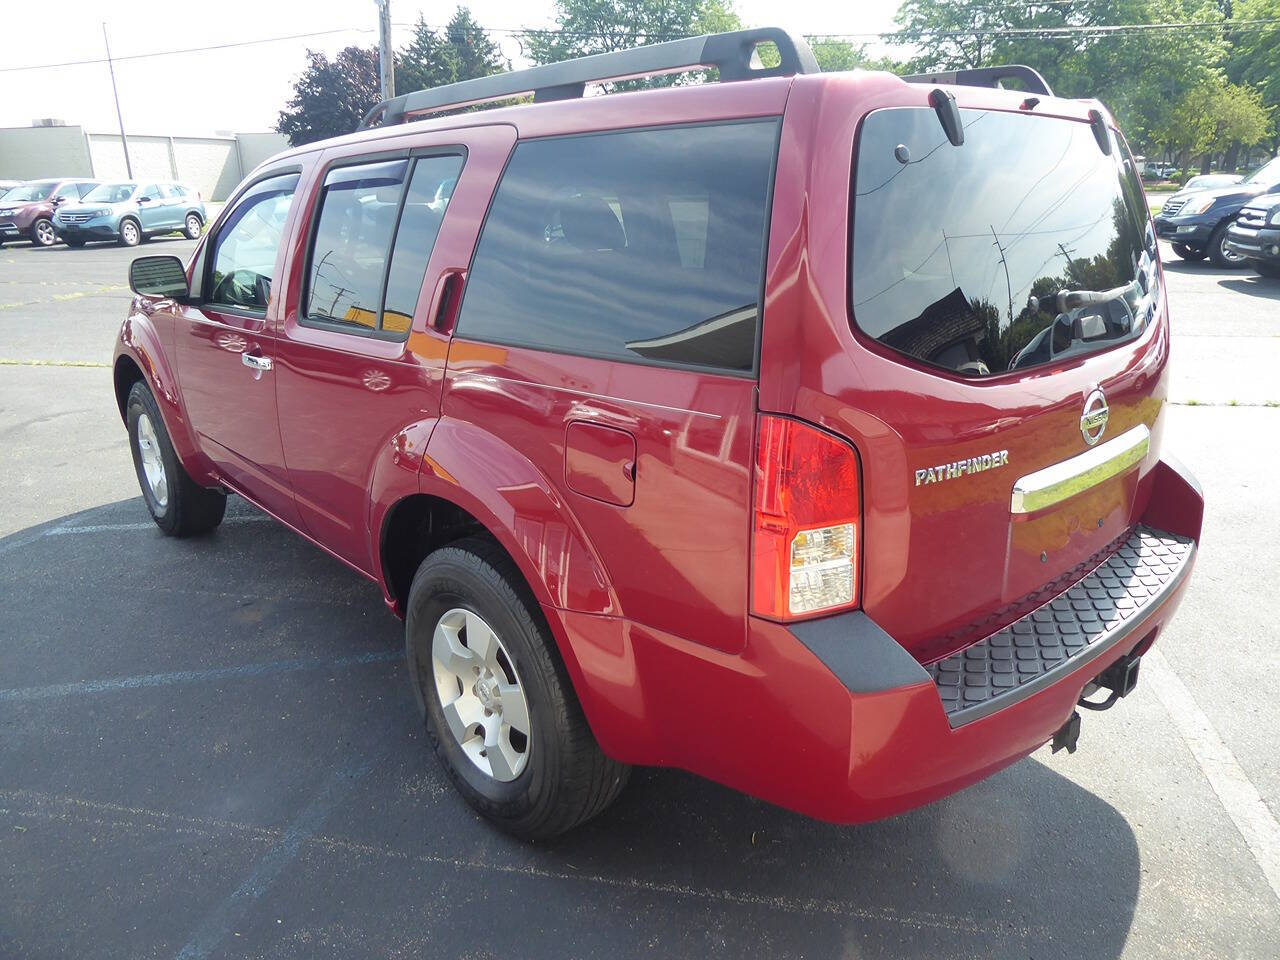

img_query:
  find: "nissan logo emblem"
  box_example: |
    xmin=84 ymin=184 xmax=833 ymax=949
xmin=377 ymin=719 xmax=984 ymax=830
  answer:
xmin=1080 ymin=388 xmax=1109 ymax=445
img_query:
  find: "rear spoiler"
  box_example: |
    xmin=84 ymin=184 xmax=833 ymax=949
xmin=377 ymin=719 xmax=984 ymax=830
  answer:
xmin=903 ymin=65 xmax=1053 ymax=97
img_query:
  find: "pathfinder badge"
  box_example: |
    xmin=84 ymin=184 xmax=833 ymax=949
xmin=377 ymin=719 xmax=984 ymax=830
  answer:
xmin=915 ymin=450 xmax=1009 ymax=487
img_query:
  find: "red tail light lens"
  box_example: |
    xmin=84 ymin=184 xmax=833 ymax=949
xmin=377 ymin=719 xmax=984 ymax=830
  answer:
xmin=752 ymin=415 xmax=861 ymax=620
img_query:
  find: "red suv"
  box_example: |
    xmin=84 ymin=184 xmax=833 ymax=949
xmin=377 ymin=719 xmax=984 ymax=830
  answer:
xmin=113 ymin=30 xmax=1202 ymax=839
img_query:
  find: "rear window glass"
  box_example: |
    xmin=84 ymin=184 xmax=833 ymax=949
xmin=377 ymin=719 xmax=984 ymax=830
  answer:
xmin=456 ymin=120 xmax=778 ymax=373
xmin=851 ymin=107 xmax=1159 ymax=377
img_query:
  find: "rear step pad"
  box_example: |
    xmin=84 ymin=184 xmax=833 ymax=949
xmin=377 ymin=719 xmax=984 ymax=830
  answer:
xmin=927 ymin=526 xmax=1194 ymax=727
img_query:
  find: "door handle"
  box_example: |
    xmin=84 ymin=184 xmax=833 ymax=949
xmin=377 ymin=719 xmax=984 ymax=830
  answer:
xmin=241 ymin=352 xmax=272 ymax=372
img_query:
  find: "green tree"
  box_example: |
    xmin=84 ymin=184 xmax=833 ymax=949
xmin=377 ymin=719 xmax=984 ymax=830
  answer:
xmin=801 ymin=37 xmax=899 ymax=74
xmin=892 ymin=0 xmax=1231 ymax=156
xmin=1157 ymin=75 xmax=1272 ymax=170
xmin=1226 ymin=0 xmax=1280 ymax=155
xmin=276 ymin=46 xmax=380 ymax=147
xmin=398 ymin=7 xmax=507 ymax=95
xmin=524 ymin=0 xmax=741 ymax=78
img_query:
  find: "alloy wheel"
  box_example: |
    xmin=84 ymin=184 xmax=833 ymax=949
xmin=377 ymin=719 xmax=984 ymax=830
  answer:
xmin=185 ymin=215 xmax=201 ymax=238
xmin=1219 ymin=233 xmax=1244 ymax=264
xmin=135 ymin=412 xmax=169 ymax=509
xmin=431 ymin=607 xmax=531 ymax=782
xmin=35 ymin=220 xmax=55 ymax=246
xmin=121 ymin=222 xmax=139 ymax=246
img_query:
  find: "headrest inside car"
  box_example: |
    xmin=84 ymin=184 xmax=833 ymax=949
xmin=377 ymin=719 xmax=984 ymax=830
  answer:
xmin=560 ymin=195 xmax=626 ymax=251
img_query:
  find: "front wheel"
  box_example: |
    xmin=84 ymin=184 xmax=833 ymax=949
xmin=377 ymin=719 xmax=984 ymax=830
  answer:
xmin=183 ymin=214 xmax=203 ymax=240
xmin=126 ymin=381 xmax=226 ymax=536
xmin=406 ymin=537 xmax=629 ymax=840
xmin=1208 ymin=222 xmax=1245 ymax=269
xmin=1170 ymin=242 xmax=1206 ymax=262
xmin=118 ymin=219 xmax=141 ymax=247
xmin=31 ymin=218 xmax=57 ymax=247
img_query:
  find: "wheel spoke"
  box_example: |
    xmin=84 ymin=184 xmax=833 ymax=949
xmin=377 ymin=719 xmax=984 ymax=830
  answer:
xmin=432 ymin=619 xmax=477 ymax=679
xmin=485 ymin=726 xmax=518 ymax=781
xmin=464 ymin=611 xmax=498 ymax=667
xmin=497 ymin=683 xmax=529 ymax=735
xmin=441 ymin=695 xmax=483 ymax=744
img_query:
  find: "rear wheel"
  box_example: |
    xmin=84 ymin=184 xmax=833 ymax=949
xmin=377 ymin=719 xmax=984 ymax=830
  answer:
xmin=1170 ymin=242 xmax=1206 ymax=262
xmin=183 ymin=213 xmax=203 ymax=240
xmin=1208 ymin=222 xmax=1245 ymax=269
xmin=126 ymin=381 xmax=226 ymax=536
xmin=118 ymin=218 xmax=141 ymax=247
xmin=31 ymin=218 xmax=57 ymax=247
xmin=405 ymin=537 xmax=629 ymax=840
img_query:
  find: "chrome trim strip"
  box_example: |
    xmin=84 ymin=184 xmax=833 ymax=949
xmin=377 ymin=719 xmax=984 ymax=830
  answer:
xmin=1011 ymin=424 xmax=1150 ymax=515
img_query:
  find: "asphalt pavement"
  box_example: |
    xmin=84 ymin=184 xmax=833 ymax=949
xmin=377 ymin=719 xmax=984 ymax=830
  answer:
xmin=1 ymin=236 xmax=1278 ymax=959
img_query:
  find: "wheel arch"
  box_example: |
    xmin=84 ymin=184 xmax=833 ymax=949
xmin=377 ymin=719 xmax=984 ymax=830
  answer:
xmin=113 ymin=315 xmax=215 ymax=484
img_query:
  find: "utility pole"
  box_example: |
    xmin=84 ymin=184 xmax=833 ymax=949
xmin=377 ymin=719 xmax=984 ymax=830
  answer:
xmin=376 ymin=0 xmax=395 ymax=101
xmin=102 ymin=22 xmax=133 ymax=179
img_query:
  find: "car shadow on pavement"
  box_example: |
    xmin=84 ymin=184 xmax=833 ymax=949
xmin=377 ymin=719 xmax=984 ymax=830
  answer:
xmin=1218 ymin=276 xmax=1280 ymax=301
xmin=0 ymin=497 xmax=1140 ymax=960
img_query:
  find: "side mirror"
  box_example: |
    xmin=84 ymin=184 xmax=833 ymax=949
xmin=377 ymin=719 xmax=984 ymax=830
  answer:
xmin=137 ymin=195 xmax=151 ymax=204
xmin=129 ymin=255 xmax=190 ymax=300
xmin=51 ymin=196 xmax=67 ymax=206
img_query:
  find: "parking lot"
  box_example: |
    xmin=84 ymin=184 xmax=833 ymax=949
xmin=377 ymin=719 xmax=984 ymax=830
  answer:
xmin=1 ymin=238 xmax=1278 ymax=959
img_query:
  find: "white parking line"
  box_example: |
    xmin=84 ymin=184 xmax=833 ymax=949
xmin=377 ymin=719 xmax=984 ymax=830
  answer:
xmin=1144 ymin=648 xmax=1280 ymax=902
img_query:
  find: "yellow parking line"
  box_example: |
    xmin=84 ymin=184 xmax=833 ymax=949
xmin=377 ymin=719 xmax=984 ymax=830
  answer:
xmin=0 ymin=358 xmax=111 ymax=368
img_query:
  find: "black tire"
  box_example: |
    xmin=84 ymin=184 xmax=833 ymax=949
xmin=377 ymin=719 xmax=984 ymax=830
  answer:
xmin=1170 ymin=242 xmax=1206 ymax=262
xmin=64 ymin=238 xmax=86 ymax=248
xmin=118 ymin=218 xmax=141 ymax=247
xmin=31 ymin=217 xmax=57 ymax=247
xmin=1254 ymin=260 xmax=1280 ymax=279
xmin=405 ymin=536 xmax=629 ymax=840
xmin=126 ymin=380 xmax=226 ymax=537
xmin=1208 ymin=221 xmax=1245 ymax=269
xmin=183 ymin=213 xmax=203 ymax=240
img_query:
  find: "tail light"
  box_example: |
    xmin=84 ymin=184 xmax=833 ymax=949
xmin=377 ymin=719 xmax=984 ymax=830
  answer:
xmin=751 ymin=415 xmax=861 ymax=620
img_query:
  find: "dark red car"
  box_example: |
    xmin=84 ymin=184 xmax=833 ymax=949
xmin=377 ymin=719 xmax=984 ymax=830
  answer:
xmin=113 ymin=30 xmax=1202 ymax=839
xmin=0 ymin=178 xmax=100 ymax=247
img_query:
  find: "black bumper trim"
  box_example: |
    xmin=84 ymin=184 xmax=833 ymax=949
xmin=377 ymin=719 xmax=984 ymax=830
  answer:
xmin=787 ymin=610 xmax=932 ymax=695
xmin=926 ymin=525 xmax=1195 ymax=727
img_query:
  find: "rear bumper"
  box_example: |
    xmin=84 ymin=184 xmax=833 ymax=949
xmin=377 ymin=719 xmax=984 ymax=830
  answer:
xmin=553 ymin=455 xmax=1203 ymax=823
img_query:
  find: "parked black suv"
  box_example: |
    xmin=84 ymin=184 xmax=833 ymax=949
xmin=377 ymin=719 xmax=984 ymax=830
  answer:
xmin=1155 ymin=156 xmax=1280 ymax=267
xmin=1225 ymin=193 xmax=1280 ymax=278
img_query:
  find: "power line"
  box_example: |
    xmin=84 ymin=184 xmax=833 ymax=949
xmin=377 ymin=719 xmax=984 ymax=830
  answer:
xmin=0 ymin=27 xmax=374 ymax=73
xmin=3 ymin=17 xmax=1278 ymax=74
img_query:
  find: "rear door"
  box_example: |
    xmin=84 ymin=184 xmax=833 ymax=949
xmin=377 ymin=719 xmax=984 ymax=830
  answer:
xmin=274 ymin=125 xmax=514 ymax=573
xmin=441 ymin=120 xmax=778 ymax=653
xmin=761 ymin=79 xmax=1166 ymax=663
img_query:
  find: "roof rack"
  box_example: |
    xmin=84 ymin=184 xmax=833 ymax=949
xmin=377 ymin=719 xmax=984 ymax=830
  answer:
xmin=902 ymin=65 xmax=1053 ymax=97
xmin=360 ymin=27 xmax=819 ymax=128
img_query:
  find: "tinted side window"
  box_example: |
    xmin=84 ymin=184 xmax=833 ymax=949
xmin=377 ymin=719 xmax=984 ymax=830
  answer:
xmin=208 ymin=174 xmax=299 ymax=311
xmin=380 ymin=155 xmax=463 ymax=334
xmin=161 ymin=184 xmax=185 ymax=199
xmin=305 ymin=160 xmax=407 ymax=333
xmin=457 ymin=121 xmax=778 ymax=372
xmin=139 ymin=184 xmax=162 ymax=201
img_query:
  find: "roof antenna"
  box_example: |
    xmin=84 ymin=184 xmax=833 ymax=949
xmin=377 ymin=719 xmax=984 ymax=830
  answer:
xmin=1088 ymin=109 xmax=1112 ymax=156
xmin=929 ymin=89 xmax=964 ymax=146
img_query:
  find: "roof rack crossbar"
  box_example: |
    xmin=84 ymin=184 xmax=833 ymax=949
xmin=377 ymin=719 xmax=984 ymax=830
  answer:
xmin=903 ymin=65 xmax=1053 ymax=97
xmin=360 ymin=27 xmax=819 ymax=128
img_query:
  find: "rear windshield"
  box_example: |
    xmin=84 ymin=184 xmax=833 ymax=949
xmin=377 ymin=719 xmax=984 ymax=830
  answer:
xmin=851 ymin=107 xmax=1158 ymax=378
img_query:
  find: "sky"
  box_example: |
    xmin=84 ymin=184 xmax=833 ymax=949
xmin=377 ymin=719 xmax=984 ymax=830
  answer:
xmin=0 ymin=0 xmax=903 ymax=136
